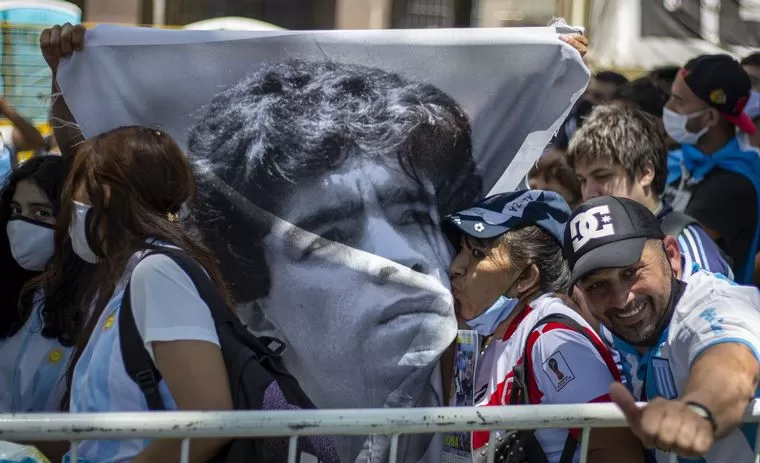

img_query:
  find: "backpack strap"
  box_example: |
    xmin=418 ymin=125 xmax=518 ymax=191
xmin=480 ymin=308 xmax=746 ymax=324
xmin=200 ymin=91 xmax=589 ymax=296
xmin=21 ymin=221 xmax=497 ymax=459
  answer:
xmin=119 ymin=267 xmax=167 ymax=411
xmin=510 ymin=313 xmax=606 ymax=463
xmin=120 ymin=247 xmax=293 ymax=411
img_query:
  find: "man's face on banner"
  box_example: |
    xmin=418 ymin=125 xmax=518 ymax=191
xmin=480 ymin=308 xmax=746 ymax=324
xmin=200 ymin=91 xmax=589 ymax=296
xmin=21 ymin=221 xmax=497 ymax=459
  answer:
xmin=187 ymin=59 xmax=482 ymax=461
xmin=259 ymin=156 xmax=455 ymax=410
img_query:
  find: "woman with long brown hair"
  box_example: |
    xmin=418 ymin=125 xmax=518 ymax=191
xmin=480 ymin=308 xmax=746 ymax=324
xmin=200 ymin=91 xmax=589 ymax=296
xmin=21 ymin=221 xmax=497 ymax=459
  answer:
xmin=57 ymin=126 xmax=233 ymax=463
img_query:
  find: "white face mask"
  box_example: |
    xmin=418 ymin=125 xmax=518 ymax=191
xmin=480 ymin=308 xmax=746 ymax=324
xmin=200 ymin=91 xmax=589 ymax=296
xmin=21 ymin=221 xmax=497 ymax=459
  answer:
xmin=663 ymin=107 xmax=709 ymax=145
xmin=69 ymin=200 xmax=99 ymax=264
xmin=6 ymin=219 xmax=55 ymax=271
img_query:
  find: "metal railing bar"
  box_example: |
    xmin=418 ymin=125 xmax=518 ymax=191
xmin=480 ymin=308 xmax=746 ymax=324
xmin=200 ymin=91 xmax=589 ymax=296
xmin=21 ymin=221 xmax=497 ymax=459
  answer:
xmin=287 ymin=435 xmax=298 ymax=463
xmin=579 ymin=427 xmax=590 ymax=463
xmin=486 ymin=431 xmax=496 ymax=463
xmin=69 ymin=440 xmax=78 ymax=462
xmin=180 ymin=438 xmax=190 ymax=463
xmin=2 ymin=400 xmax=759 ymax=443
xmin=389 ymin=434 xmax=400 ymax=462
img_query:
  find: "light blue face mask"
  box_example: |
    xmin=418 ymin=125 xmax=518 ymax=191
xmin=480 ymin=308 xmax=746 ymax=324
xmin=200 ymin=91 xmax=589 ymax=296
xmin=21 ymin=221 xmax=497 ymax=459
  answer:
xmin=464 ymin=294 xmax=521 ymax=337
xmin=464 ymin=271 xmax=525 ymax=337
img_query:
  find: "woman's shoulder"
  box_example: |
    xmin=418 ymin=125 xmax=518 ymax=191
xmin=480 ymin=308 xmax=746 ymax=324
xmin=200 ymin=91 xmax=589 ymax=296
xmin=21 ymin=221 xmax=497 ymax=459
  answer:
xmin=528 ymin=292 xmax=585 ymax=321
xmin=130 ymin=251 xmax=192 ymax=288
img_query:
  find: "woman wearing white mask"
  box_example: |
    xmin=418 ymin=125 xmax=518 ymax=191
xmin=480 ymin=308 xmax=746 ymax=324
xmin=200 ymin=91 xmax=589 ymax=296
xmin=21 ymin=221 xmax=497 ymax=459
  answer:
xmin=54 ymin=126 xmax=234 ymax=463
xmin=444 ymin=190 xmax=644 ymax=463
xmin=0 ymin=155 xmax=89 ymax=413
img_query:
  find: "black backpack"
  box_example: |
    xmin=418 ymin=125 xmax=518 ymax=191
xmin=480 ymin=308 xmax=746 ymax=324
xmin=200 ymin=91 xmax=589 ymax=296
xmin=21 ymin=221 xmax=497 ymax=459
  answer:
xmin=473 ymin=314 xmax=604 ymax=463
xmin=119 ymin=248 xmax=340 ymax=463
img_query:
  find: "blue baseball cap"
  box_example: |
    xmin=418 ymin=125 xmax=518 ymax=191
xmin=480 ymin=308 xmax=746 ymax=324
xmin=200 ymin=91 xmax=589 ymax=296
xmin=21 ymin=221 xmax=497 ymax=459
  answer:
xmin=443 ymin=190 xmax=571 ymax=245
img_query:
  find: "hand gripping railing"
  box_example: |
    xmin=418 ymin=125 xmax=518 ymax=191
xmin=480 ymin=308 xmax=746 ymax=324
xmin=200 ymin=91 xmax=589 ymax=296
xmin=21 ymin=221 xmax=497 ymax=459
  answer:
xmin=2 ymin=401 xmax=760 ymax=463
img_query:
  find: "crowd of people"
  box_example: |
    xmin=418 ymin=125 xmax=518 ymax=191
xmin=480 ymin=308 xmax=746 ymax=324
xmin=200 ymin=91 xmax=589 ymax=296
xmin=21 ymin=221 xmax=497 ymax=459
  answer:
xmin=1 ymin=21 xmax=760 ymax=463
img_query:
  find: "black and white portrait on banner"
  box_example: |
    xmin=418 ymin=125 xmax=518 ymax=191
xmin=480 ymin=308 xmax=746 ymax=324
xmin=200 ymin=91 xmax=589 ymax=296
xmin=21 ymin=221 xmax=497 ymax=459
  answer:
xmin=55 ymin=24 xmax=589 ymax=462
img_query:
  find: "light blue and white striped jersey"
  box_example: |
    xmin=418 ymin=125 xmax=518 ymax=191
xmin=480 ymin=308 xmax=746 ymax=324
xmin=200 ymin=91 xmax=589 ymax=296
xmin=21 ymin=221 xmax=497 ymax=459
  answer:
xmin=65 ymin=245 xmax=219 ymax=463
xmin=65 ymin=251 xmax=179 ymax=463
xmin=605 ymin=265 xmax=760 ymax=463
xmin=0 ymin=291 xmax=71 ymax=413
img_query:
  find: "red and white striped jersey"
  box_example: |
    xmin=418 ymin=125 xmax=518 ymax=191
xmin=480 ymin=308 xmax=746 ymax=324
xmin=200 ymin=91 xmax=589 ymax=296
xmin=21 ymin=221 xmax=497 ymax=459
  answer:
xmin=472 ymin=294 xmax=620 ymax=462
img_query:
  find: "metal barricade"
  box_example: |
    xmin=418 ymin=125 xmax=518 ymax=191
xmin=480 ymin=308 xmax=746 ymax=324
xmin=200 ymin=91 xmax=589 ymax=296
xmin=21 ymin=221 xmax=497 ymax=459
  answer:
xmin=3 ymin=401 xmax=760 ymax=463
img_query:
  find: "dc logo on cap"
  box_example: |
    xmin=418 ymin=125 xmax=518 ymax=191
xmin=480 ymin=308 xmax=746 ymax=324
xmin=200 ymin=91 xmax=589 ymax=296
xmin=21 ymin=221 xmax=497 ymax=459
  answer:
xmin=569 ymin=205 xmax=615 ymax=251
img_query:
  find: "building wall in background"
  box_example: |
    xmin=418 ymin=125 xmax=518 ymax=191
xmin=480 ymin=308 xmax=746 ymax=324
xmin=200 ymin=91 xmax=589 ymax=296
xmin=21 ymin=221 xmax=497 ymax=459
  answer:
xmin=475 ymin=0 xmax=557 ymax=27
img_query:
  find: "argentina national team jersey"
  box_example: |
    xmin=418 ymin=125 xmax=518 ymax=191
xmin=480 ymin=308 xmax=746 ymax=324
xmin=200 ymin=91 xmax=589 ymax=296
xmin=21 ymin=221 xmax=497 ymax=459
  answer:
xmin=604 ymin=265 xmax=760 ymax=463
xmin=0 ymin=291 xmax=72 ymax=413
xmin=65 ymin=250 xmax=179 ymax=463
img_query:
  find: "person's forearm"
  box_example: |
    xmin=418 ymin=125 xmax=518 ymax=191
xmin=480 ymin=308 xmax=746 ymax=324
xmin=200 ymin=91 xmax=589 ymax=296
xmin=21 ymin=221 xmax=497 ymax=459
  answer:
xmin=0 ymin=102 xmax=44 ymax=152
xmin=681 ymin=343 xmax=759 ymax=437
xmin=50 ymin=73 xmax=83 ymax=158
xmin=131 ymin=437 xmax=231 ymax=463
xmin=587 ymin=427 xmax=645 ymax=463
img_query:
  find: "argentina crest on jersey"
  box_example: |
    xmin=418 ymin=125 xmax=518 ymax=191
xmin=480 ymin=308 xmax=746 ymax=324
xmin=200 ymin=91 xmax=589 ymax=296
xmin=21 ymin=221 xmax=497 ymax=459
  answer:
xmin=650 ymin=356 xmax=678 ymax=400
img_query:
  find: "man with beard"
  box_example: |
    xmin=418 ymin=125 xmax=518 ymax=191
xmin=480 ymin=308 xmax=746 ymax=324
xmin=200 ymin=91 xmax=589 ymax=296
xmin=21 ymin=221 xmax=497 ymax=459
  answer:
xmin=187 ymin=60 xmax=482 ymax=462
xmin=564 ymin=195 xmax=760 ymax=462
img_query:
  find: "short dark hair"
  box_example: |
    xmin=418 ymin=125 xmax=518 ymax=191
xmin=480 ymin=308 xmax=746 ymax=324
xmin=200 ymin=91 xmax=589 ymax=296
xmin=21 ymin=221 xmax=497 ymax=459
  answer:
xmin=188 ymin=60 xmax=482 ymax=302
xmin=616 ymin=77 xmax=669 ymax=118
xmin=595 ymin=71 xmax=629 ymax=87
xmin=648 ymin=66 xmax=680 ymax=84
xmin=742 ymin=52 xmax=760 ymax=67
xmin=567 ymin=104 xmax=669 ymax=195
xmin=467 ymin=225 xmax=571 ymax=294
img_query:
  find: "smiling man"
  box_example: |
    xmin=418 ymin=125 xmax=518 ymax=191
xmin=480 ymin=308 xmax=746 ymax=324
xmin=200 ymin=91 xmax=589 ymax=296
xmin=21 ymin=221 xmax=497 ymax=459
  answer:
xmin=565 ymin=195 xmax=760 ymax=462
xmin=187 ymin=59 xmax=482 ymax=463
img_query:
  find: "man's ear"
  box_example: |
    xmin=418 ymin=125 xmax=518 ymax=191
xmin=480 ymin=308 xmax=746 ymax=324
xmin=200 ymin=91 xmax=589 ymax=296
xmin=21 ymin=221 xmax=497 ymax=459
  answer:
xmin=662 ymin=235 xmax=681 ymax=276
xmin=639 ymin=161 xmax=655 ymax=190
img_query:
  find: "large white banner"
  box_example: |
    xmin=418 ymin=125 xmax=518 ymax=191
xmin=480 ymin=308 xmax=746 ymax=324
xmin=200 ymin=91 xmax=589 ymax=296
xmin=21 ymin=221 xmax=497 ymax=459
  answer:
xmin=55 ymin=24 xmax=588 ymax=462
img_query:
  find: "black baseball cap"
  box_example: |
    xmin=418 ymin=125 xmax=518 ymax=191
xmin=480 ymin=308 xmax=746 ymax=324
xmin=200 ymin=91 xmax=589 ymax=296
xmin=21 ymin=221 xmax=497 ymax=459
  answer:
xmin=443 ymin=189 xmax=570 ymax=246
xmin=681 ymin=54 xmax=756 ymax=135
xmin=563 ymin=196 xmax=664 ymax=283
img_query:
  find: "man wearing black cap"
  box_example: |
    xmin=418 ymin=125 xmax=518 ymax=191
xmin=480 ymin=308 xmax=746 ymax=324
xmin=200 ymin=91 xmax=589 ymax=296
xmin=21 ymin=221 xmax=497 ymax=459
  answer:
xmin=565 ymin=195 xmax=760 ymax=461
xmin=663 ymin=54 xmax=760 ymax=285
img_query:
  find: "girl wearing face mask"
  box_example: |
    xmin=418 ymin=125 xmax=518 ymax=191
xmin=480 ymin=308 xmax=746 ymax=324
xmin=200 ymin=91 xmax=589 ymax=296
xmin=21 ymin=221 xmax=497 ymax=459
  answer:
xmin=444 ymin=190 xmax=644 ymax=463
xmin=0 ymin=155 xmax=90 ymax=413
xmin=53 ymin=126 xmax=234 ymax=463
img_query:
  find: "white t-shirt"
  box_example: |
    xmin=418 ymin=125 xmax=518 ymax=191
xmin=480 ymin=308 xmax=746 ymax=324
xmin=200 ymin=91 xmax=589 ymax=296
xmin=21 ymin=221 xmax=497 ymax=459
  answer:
xmin=129 ymin=253 xmax=219 ymax=361
xmin=68 ymin=248 xmax=220 ymax=463
xmin=608 ymin=268 xmax=760 ymax=463
xmin=473 ymin=294 xmax=620 ymax=463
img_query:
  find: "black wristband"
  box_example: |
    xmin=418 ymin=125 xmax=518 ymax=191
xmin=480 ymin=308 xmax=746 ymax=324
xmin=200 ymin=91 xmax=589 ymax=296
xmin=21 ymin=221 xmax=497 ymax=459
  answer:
xmin=686 ymin=401 xmax=718 ymax=435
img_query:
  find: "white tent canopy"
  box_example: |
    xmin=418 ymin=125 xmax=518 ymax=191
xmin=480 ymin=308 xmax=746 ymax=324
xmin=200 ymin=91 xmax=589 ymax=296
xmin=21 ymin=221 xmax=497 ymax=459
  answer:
xmin=183 ymin=16 xmax=284 ymax=31
xmin=586 ymin=0 xmax=755 ymax=71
